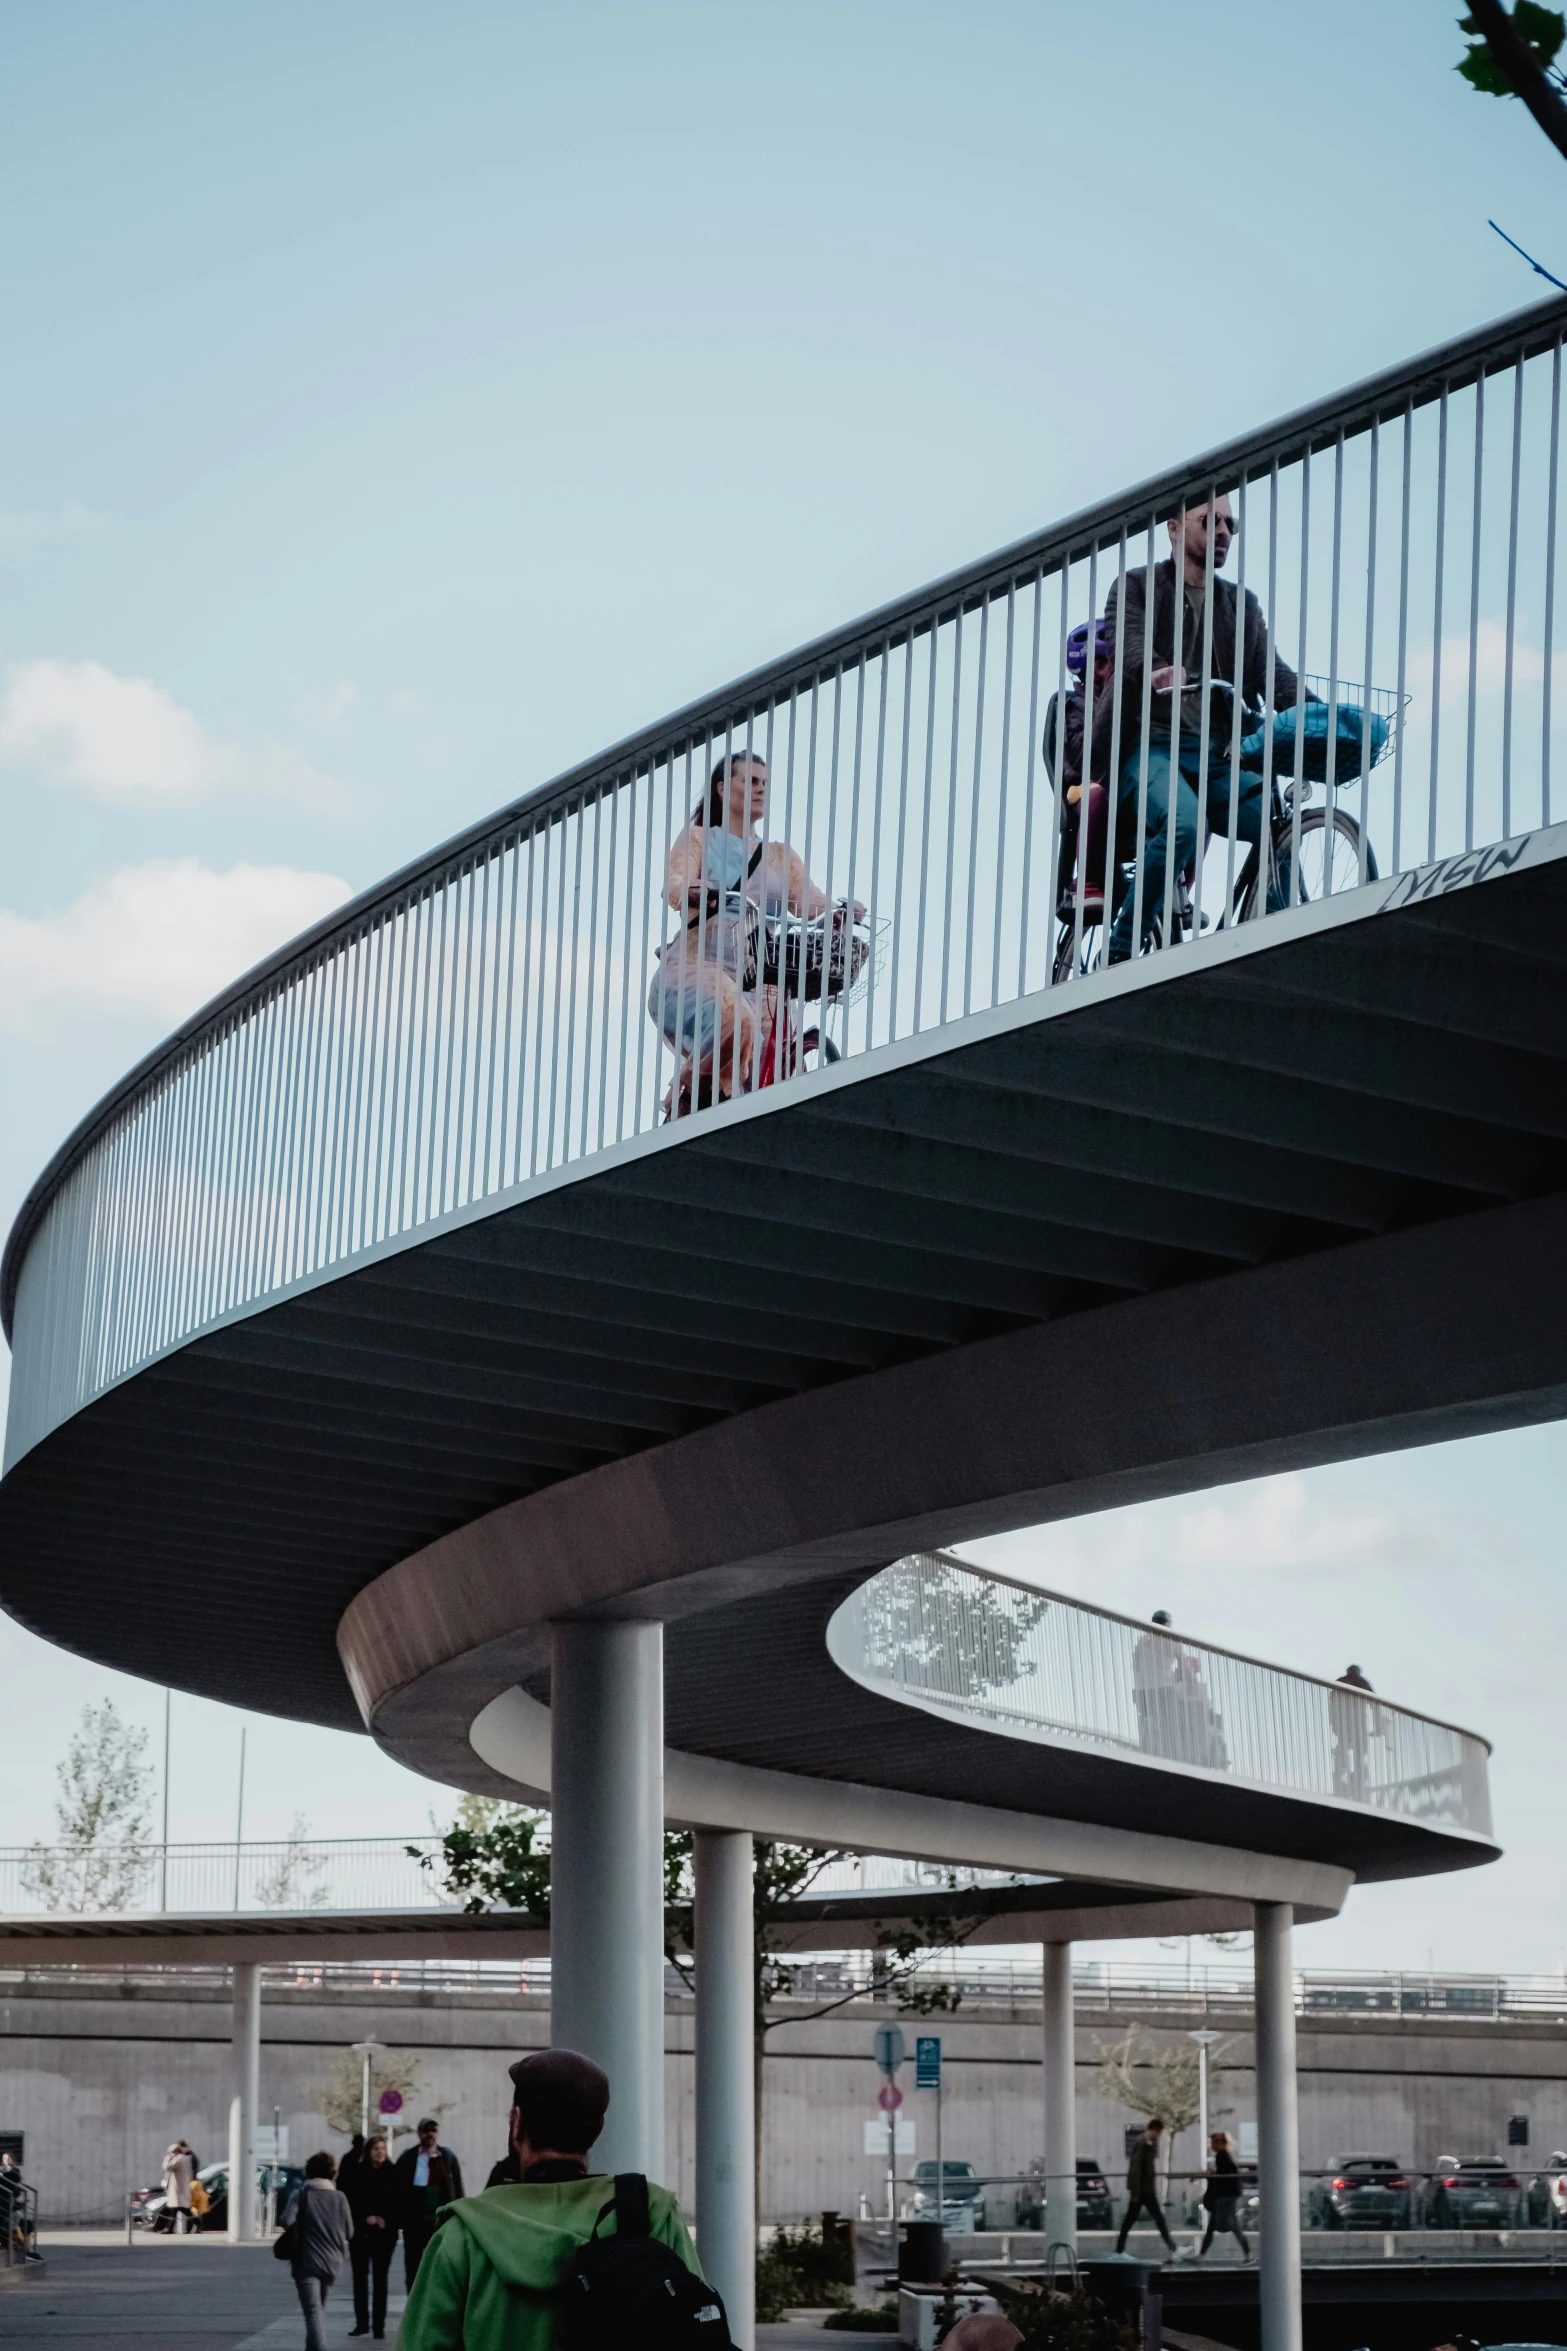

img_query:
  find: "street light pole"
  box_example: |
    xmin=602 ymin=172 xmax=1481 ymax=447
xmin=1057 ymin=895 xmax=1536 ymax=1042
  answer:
xmin=350 ymin=2040 xmax=381 ymax=2141
xmin=1188 ymin=2029 xmax=1221 ymax=2153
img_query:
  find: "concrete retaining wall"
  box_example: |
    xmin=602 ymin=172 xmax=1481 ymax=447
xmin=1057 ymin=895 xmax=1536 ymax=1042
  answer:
xmin=2 ymin=1973 xmax=1565 ymax=2226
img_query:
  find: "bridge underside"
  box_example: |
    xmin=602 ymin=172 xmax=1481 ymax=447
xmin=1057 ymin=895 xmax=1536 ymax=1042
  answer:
xmin=0 ymin=843 xmax=1562 ymax=1830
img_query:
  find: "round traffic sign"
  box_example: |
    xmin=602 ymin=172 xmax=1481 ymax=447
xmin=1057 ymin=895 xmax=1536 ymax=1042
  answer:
xmin=378 ymin=2090 xmax=404 ymax=2115
xmin=878 ymin=2084 xmax=903 ymax=2112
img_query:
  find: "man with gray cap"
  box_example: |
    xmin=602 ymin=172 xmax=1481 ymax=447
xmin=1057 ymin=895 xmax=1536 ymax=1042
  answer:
xmin=400 ymin=2048 xmax=703 ymax=2350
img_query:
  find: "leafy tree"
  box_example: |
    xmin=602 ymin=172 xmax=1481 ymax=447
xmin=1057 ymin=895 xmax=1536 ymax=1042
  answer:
xmin=255 ymin=1813 xmax=329 ymax=1910
xmin=1095 ymin=2024 xmax=1234 ymax=2203
xmin=418 ymin=1801 xmax=1010 ymax=2210
xmin=1456 ymin=3 xmax=1567 ymax=163
xmin=20 ymin=1700 xmax=154 ymax=1913
xmin=855 ymin=1555 xmax=1050 ymax=1706
xmin=414 ymin=1801 xmax=550 ymax=1918
xmin=312 ymin=2043 xmax=428 ymax=2143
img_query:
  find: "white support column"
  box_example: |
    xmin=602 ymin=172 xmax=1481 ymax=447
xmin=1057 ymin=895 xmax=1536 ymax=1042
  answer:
xmin=1254 ymin=1902 xmax=1302 ymax=2351
xmin=1041 ymin=1940 xmax=1076 ymax=2261
xmin=695 ymin=1829 xmax=755 ymax=2350
xmin=550 ymin=1620 xmax=666 ymax=2177
xmin=228 ymin=1961 xmax=261 ymax=2242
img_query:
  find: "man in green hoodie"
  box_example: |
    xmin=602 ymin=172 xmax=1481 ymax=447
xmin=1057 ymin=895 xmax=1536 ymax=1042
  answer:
xmin=399 ymin=2048 xmax=700 ymax=2351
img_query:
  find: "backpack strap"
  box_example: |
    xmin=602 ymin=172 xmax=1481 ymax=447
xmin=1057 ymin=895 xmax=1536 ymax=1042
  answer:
xmin=613 ymin=2173 xmax=651 ymax=2240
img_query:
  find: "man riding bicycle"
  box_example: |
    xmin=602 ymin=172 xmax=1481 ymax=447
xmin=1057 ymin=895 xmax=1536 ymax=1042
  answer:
xmin=1091 ymin=494 xmax=1308 ymax=961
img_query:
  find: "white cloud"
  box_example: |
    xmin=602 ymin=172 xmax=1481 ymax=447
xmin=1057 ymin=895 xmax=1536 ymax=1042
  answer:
xmin=1404 ymin=618 xmax=1567 ymax=712
xmin=296 ymin=678 xmax=359 ymax=731
xmin=0 ymin=503 xmax=106 ymax=552
xmin=0 ymin=859 xmax=353 ymax=1039
xmin=967 ymin=1468 xmax=1484 ymax=1596
xmin=0 ymin=659 xmax=346 ymax=806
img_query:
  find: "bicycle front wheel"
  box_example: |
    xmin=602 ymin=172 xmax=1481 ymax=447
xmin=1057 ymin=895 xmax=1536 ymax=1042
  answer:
xmin=1239 ymin=806 xmax=1377 ymax=918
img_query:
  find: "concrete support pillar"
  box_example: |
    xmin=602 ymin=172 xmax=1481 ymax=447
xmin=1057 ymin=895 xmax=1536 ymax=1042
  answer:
xmin=694 ymin=1829 xmax=755 ymax=2349
xmin=550 ymin=1620 xmax=666 ymax=2177
xmin=1254 ymin=1902 xmax=1302 ymax=2351
xmin=1042 ymin=1940 xmax=1076 ymax=2260
xmin=228 ymin=1961 xmax=261 ymax=2242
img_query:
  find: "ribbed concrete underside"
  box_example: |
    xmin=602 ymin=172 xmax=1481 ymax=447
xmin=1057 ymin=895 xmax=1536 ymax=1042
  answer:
xmin=0 ymin=843 xmax=1562 ymax=1820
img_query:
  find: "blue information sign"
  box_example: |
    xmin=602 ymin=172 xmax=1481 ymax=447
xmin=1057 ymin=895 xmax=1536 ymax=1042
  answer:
xmin=915 ymin=2035 xmax=942 ymax=2089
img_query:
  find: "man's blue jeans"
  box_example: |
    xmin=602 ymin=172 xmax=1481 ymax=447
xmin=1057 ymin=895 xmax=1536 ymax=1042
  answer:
xmin=1107 ymin=735 xmax=1280 ymax=958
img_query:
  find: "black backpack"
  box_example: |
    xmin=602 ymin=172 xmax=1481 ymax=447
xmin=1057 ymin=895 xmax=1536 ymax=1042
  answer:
xmin=561 ymin=2173 xmax=733 ymax=2349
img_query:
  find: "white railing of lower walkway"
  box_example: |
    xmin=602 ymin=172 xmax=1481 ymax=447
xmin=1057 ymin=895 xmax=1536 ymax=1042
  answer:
xmin=0 ymin=1835 xmax=451 ymax=1917
xmin=827 ymin=1552 xmax=1493 ymax=1838
xmin=7 ymin=295 xmax=1567 ymax=1468
xmin=0 ymin=1836 xmax=1030 ymax=1921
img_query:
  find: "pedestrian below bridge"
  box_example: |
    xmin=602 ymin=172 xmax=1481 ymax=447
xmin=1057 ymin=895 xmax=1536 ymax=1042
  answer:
xmin=343 ymin=2131 xmax=400 ymax=2340
xmin=161 ymin=2138 xmax=196 ymax=2237
xmin=396 ymin=2117 xmax=464 ymax=2288
xmin=1116 ymin=2118 xmax=1177 ymax=2257
xmin=281 ymin=2151 xmax=355 ymax=2351
xmin=401 ymin=2046 xmax=720 ymax=2350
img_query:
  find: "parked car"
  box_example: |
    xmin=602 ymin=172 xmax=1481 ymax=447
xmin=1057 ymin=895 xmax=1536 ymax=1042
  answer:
xmin=1306 ymin=2154 xmax=1413 ymax=2229
xmin=1419 ymin=2157 xmax=1524 ymax=2228
xmin=911 ymin=2161 xmax=986 ymax=2232
xmin=140 ymin=2160 xmax=301 ymax=2234
xmin=1074 ymin=2159 xmax=1114 ymax=2230
xmin=1014 ymin=2159 xmax=1113 ymax=2233
xmin=1541 ymin=2154 xmax=1567 ymax=2228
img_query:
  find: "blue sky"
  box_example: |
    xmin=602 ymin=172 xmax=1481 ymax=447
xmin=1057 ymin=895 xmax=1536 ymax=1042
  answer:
xmin=1 ymin=0 xmax=1564 ymax=1970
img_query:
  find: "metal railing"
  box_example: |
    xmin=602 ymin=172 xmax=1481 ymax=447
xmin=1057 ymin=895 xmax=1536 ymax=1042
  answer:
xmin=827 ymin=1553 xmax=1492 ymax=1836
xmin=0 ymin=1835 xmax=450 ymax=1917
xmin=6 ymin=294 xmax=1567 ymax=1467
xmin=4 ymin=1950 xmax=1567 ymax=2024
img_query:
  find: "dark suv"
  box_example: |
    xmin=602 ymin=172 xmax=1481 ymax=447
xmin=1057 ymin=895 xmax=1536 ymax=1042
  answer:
xmin=1016 ymin=2158 xmax=1113 ymax=2233
xmin=1419 ymin=2158 xmax=1523 ymax=2228
xmin=1306 ymin=2155 xmax=1413 ymax=2230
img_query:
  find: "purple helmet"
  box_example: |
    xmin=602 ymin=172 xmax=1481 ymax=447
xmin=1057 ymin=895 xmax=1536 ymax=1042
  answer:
xmin=1066 ymin=619 xmax=1114 ymax=677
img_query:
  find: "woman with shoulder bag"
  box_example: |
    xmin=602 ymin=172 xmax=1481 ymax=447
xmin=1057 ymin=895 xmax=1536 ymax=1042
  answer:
xmin=279 ymin=2151 xmax=355 ymax=2349
xmin=1198 ymin=2130 xmax=1250 ymax=2260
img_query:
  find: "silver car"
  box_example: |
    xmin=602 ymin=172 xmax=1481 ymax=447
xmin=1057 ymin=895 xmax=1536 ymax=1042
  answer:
xmin=911 ymin=2160 xmax=986 ymax=2232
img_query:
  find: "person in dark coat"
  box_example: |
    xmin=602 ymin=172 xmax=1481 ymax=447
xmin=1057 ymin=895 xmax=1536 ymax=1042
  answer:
xmin=1198 ymin=2130 xmax=1250 ymax=2259
xmin=395 ymin=2118 xmax=464 ymax=2287
xmin=1116 ymin=2118 xmax=1176 ymax=2254
xmin=342 ymin=2133 xmax=400 ymax=2338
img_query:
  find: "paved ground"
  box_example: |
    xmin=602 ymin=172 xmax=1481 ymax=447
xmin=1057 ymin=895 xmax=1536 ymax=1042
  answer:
xmin=0 ymin=2240 xmax=405 ymax=2348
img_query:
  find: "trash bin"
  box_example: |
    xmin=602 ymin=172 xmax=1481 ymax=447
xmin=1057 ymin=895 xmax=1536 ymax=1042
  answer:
xmin=1078 ymin=2255 xmax=1161 ymax=2351
xmin=897 ymin=2218 xmax=945 ymax=2285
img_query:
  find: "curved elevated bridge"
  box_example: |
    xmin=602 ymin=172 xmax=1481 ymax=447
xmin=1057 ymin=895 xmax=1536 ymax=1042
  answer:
xmin=1 ymin=297 xmax=1556 ymax=2348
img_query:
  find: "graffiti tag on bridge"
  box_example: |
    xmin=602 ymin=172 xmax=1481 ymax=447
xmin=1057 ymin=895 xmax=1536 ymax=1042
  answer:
xmin=1381 ymin=831 xmax=1535 ymax=913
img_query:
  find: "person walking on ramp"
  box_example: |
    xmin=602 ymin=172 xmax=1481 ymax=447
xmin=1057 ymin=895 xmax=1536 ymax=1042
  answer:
xmin=1116 ymin=2117 xmax=1177 ymax=2256
xmin=400 ymin=2046 xmax=731 ymax=2348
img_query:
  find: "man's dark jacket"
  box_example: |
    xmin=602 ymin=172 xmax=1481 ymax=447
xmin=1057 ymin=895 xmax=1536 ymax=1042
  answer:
xmin=1091 ymin=558 xmax=1302 ymax=773
xmin=394 ymin=2143 xmax=464 ymax=2228
xmin=1126 ymin=2136 xmax=1161 ymax=2202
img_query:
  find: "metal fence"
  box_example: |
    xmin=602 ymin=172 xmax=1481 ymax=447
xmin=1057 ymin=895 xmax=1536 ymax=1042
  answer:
xmin=827 ymin=1552 xmax=1492 ymax=1835
xmin=0 ymin=1836 xmax=450 ymax=1917
xmin=6 ymin=294 xmax=1567 ymax=1467
xmin=2 ymin=1951 xmax=1563 ymax=2029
